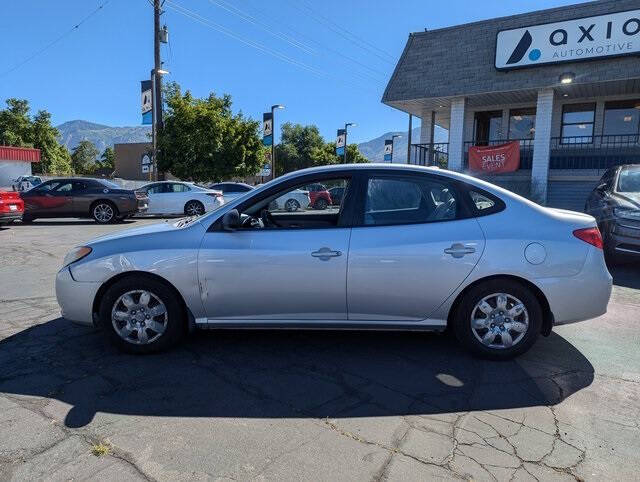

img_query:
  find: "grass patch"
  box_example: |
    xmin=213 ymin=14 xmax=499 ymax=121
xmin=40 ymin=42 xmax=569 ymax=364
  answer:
xmin=91 ymin=442 xmax=111 ymax=457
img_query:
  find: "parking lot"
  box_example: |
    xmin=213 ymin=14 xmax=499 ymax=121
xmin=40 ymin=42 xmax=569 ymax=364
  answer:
xmin=0 ymin=218 xmax=639 ymax=481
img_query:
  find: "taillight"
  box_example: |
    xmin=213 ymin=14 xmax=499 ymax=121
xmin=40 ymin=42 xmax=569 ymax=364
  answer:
xmin=573 ymin=227 xmax=603 ymax=249
xmin=206 ymin=193 xmax=222 ymax=198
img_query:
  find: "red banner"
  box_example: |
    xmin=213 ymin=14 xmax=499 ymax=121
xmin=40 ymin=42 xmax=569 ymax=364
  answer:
xmin=468 ymin=141 xmax=520 ymax=173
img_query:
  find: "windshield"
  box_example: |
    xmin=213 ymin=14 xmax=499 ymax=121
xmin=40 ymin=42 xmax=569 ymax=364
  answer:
xmin=617 ymin=166 xmax=640 ymax=193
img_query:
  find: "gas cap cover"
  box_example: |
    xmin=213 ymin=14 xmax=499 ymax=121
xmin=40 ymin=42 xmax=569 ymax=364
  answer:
xmin=525 ymin=242 xmax=546 ymax=265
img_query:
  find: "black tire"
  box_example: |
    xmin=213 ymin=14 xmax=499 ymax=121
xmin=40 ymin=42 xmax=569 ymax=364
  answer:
xmin=314 ymin=198 xmax=328 ymax=210
xmin=98 ymin=275 xmax=185 ymax=354
xmin=91 ymin=201 xmax=117 ymax=224
xmin=21 ymin=215 xmax=35 ymax=223
xmin=284 ymin=199 xmax=300 ymax=212
xmin=184 ymin=200 xmax=205 ymax=216
xmin=452 ymin=279 xmax=542 ymax=360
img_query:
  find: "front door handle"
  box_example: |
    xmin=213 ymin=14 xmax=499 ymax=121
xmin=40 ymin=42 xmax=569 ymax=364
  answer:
xmin=444 ymin=243 xmax=476 ymax=258
xmin=311 ymin=247 xmax=342 ymax=260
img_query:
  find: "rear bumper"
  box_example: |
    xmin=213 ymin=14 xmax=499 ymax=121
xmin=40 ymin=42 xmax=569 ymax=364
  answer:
xmin=537 ymin=247 xmax=612 ymax=326
xmin=55 ymin=267 xmax=101 ymax=326
xmin=0 ymin=212 xmax=23 ymax=222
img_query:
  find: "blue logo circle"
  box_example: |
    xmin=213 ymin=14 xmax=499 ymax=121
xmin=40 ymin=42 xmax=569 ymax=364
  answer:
xmin=528 ymin=49 xmax=541 ymax=61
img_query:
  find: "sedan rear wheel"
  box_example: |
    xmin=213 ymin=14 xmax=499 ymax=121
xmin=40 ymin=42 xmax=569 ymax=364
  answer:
xmin=284 ymin=199 xmax=300 ymax=212
xmin=314 ymin=198 xmax=328 ymax=210
xmin=92 ymin=202 xmax=116 ymax=224
xmin=453 ymin=279 xmax=542 ymax=360
xmin=99 ymin=275 xmax=184 ymax=354
xmin=184 ymin=200 xmax=205 ymax=216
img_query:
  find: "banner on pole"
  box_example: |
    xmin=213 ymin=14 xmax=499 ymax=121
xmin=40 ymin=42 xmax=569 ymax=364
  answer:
xmin=260 ymin=150 xmax=272 ymax=177
xmin=468 ymin=141 xmax=520 ymax=173
xmin=383 ymin=140 xmax=393 ymax=162
xmin=262 ymin=112 xmax=273 ymax=146
xmin=336 ymin=129 xmax=346 ymax=156
xmin=141 ymin=80 xmax=152 ymax=125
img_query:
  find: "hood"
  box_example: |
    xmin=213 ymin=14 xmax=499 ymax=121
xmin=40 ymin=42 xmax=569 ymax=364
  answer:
xmin=87 ymin=220 xmax=182 ymax=245
xmin=612 ymin=192 xmax=640 ymax=209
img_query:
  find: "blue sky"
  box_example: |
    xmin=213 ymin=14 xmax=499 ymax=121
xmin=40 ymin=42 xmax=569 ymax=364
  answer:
xmin=1 ymin=0 xmax=583 ymax=143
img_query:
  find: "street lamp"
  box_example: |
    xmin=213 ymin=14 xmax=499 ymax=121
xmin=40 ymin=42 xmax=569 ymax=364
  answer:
xmin=343 ymin=122 xmax=356 ymax=163
xmin=151 ymin=68 xmax=170 ymax=181
xmin=391 ymin=134 xmax=402 ymax=163
xmin=271 ymin=104 xmax=285 ymax=180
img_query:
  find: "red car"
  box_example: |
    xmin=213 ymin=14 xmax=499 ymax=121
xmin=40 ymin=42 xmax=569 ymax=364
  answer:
xmin=306 ymin=183 xmax=332 ymax=210
xmin=0 ymin=190 xmax=24 ymax=226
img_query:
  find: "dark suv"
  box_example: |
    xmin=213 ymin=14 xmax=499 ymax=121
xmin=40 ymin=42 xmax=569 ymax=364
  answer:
xmin=20 ymin=178 xmax=148 ymax=224
xmin=585 ymin=164 xmax=640 ymax=262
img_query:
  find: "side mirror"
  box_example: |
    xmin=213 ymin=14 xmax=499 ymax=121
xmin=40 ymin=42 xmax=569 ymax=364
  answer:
xmin=221 ymin=209 xmax=240 ymax=231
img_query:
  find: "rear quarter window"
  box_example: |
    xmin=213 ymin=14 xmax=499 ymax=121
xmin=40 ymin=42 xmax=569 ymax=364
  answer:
xmin=467 ymin=189 xmax=505 ymax=217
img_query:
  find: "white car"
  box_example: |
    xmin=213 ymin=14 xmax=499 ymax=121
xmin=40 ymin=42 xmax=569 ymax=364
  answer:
xmin=208 ymin=182 xmax=254 ymax=203
xmin=272 ymin=188 xmax=310 ymax=212
xmin=139 ymin=181 xmax=224 ymax=216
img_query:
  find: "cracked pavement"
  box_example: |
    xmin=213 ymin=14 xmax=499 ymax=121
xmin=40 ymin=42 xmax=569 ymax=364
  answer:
xmin=1 ymin=219 xmax=639 ymax=481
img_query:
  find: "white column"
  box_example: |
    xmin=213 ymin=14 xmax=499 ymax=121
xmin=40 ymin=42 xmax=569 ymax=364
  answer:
xmin=448 ymin=97 xmax=466 ymax=172
xmin=531 ymin=88 xmax=554 ymax=205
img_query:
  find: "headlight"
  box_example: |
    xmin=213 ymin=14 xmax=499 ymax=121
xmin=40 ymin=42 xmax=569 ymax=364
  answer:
xmin=613 ymin=207 xmax=640 ymax=221
xmin=62 ymin=246 xmax=92 ymax=268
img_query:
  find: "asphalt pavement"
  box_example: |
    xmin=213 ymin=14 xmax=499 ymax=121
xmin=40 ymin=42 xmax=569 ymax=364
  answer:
xmin=0 ymin=218 xmax=639 ymax=481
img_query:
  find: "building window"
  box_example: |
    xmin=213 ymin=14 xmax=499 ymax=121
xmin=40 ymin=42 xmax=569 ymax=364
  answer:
xmin=603 ymin=100 xmax=640 ymax=141
xmin=473 ymin=111 xmax=503 ymax=145
xmin=508 ymin=108 xmax=536 ymax=140
xmin=560 ymin=103 xmax=596 ymax=144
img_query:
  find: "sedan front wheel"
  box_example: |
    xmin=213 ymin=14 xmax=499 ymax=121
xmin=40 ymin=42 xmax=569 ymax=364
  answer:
xmin=453 ymin=279 xmax=542 ymax=360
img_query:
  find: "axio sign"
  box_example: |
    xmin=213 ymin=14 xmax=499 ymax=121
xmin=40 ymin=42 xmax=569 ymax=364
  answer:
xmin=495 ymin=9 xmax=640 ymax=69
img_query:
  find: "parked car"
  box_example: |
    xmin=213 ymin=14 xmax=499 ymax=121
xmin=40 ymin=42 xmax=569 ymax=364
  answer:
xmin=208 ymin=182 xmax=253 ymax=203
xmin=56 ymin=164 xmax=612 ymax=359
xmin=0 ymin=190 xmax=24 ymax=225
xmin=12 ymin=175 xmax=42 ymax=192
xmin=305 ymin=183 xmax=332 ymax=210
xmin=585 ymin=164 xmax=640 ymax=262
xmin=138 ymin=181 xmax=224 ymax=216
xmin=20 ymin=178 xmax=148 ymax=224
xmin=271 ymin=188 xmax=310 ymax=212
xmin=328 ymin=186 xmax=345 ymax=206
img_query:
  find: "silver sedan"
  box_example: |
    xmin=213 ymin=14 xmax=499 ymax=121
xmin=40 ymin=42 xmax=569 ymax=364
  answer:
xmin=56 ymin=164 xmax=612 ymax=359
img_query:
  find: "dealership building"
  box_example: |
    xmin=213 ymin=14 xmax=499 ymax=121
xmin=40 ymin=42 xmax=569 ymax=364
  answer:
xmin=383 ymin=0 xmax=640 ymax=209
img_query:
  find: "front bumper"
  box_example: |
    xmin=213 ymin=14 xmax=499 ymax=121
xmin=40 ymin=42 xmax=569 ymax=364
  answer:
xmin=609 ymin=218 xmax=640 ymax=257
xmin=55 ymin=267 xmax=101 ymax=326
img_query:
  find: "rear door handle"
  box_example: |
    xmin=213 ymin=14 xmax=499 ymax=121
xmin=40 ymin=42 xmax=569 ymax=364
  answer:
xmin=311 ymin=247 xmax=342 ymax=260
xmin=444 ymin=243 xmax=476 ymax=258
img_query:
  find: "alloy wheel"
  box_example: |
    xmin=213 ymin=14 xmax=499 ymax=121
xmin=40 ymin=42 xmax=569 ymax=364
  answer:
xmin=94 ymin=203 xmax=114 ymax=223
xmin=470 ymin=292 xmax=529 ymax=349
xmin=285 ymin=199 xmax=299 ymax=212
xmin=186 ymin=201 xmax=204 ymax=216
xmin=111 ymin=290 xmax=168 ymax=345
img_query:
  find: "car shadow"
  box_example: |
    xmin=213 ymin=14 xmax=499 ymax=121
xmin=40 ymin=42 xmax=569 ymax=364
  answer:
xmin=0 ymin=319 xmax=594 ymax=428
xmin=17 ymin=219 xmax=137 ymax=226
xmin=609 ymin=263 xmax=640 ymax=289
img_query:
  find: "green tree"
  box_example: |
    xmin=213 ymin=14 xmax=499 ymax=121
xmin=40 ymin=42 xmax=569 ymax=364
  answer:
xmin=49 ymin=144 xmax=73 ymax=175
xmin=71 ymin=140 xmax=99 ymax=174
xmin=275 ymin=122 xmax=369 ymax=175
xmin=0 ymin=98 xmax=32 ymax=146
xmin=31 ymin=110 xmax=72 ymax=174
xmin=157 ymin=83 xmax=265 ymax=182
xmin=95 ymin=146 xmax=115 ymax=171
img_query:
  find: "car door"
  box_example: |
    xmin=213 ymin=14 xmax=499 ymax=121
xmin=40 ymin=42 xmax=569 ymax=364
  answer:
xmin=145 ymin=183 xmax=166 ymax=214
xmin=69 ymin=180 xmax=91 ymax=215
xmin=197 ymin=175 xmax=354 ymax=321
xmin=21 ymin=180 xmax=60 ymax=214
xmin=347 ymin=173 xmax=485 ymax=321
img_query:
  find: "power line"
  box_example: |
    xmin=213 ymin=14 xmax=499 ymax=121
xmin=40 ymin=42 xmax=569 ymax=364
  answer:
xmin=206 ymin=0 xmax=316 ymax=55
xmin=287 ymin=0 xmax=396 ymax=64
xmin=166 ymin=1 xmax=381 ymax=93
xmin=224 ymin=0 xmax=388 ymax=83
xmin=0 ymin=0 xmax=112 ymax=79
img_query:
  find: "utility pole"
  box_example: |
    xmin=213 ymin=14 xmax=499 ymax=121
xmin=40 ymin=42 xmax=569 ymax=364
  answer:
xmin=153 ymin=0 xmax=162 ymax=181
xmin=271 ymin=104 xmax=284 ymax=180
xmin=406 ymin=114 xmax=412 ymax=164
xmin=344 ymin=122 xmax=356 ymax=163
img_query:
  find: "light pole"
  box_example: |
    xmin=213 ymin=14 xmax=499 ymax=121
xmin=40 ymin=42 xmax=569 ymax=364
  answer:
xmin=151 ymin=68 xmax=169 ymax=181
xmin=271 ymin=104 xmax=284 ymax=180
xmin=391 ymin=134 xmax=402 ymax=163
xmin=343 ymin=122 xmax=356 ymax=163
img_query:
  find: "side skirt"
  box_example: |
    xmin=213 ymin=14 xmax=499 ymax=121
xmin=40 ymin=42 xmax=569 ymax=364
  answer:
xmin=194 ymin=318 xmax=447 ymax=332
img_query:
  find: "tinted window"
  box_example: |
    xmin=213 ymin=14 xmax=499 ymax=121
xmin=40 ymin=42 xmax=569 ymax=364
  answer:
xmin=33 ymin=181 xmax=60 ymax=192
xmin=363 ymin=177 xmax=457 ymax=226
xmin=171 ymin=183 xmax=191 ymax=193
xmin=146 ymin=184 xmax=164 ymax=194
xmin=225 ymin=184 xmax=252 ymax=193
xmin=604 ymin=100 xmax=640 ymax=137
xmin=55 ymin=182 xmax=74 ymax=192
